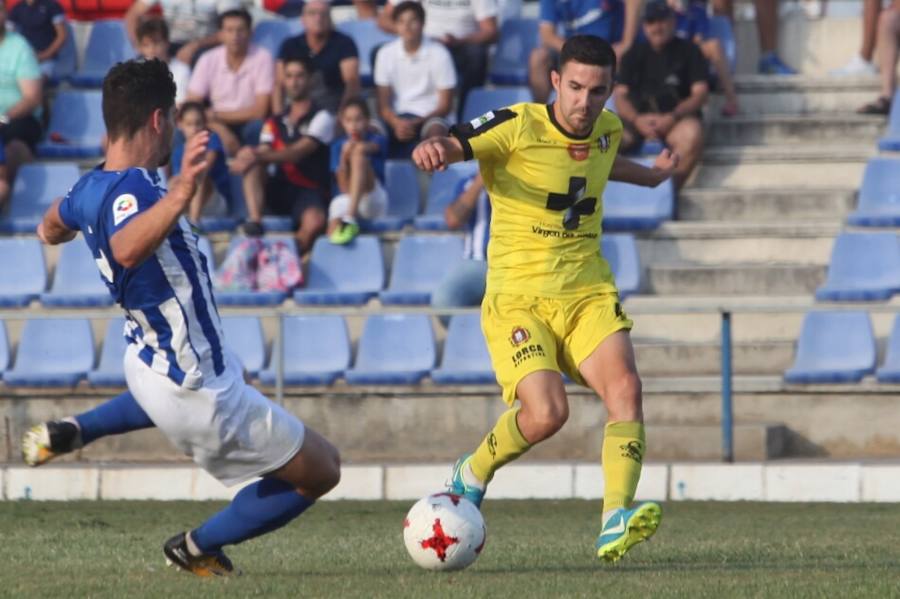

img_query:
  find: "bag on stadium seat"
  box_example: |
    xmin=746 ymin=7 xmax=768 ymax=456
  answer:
xmin=215 ymin=238 xmax=262 ymax=291
xmin=256 ymin=240 xmax=303 ymax=292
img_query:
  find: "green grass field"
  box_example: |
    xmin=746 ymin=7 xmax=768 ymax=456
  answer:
xmin=1 ymin=500 xmax=898 ymax=598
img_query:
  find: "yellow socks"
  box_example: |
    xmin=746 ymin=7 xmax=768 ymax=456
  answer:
xmin=601 ymin=421 xmax=645 ymax=513
xmin=469 ymin=408 xmax=532 ymax=484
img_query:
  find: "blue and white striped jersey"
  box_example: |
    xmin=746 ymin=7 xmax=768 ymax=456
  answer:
xmin=458 ymin=176 xmax=491 ymax=262
xmin=58 ymin=166 xmax=225 ymax=389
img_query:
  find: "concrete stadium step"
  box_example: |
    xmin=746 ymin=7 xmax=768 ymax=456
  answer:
xmin=645 ymin=263 xmax=827 ymax=296
xmin=678 ymin=188 xmax=856 ymax=222
xmin=706 ymin=114 xmax=884 ymax=146
xmin=634 ymin=339 xmax=795 ymax=376
xmin=728 ymin=76 xmax=881 ymax=115
xmin=638 ymin=221 xmax=839 ymax=265
xmin=691 ymin=144 xmax=872 ymax=189
xmin=645 ymin=423 xmax=789 ymax=461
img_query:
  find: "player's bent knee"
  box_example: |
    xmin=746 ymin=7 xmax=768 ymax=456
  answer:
xmin=522 ymin=398 xmax=569 ymax=441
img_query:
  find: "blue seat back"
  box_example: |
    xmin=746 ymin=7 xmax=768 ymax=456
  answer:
xmin=886 ymin=94 xmax=900 ymax=138
xmin=355 ymin=314 xmax=435 ymax=372
xmin=879 ymin=314 xmax=900 ymax=372
xmin=461 ymin=86 xmax=533 ymax=123
xmin=252 ymin=19 xmax=303 ymax=56
xmin=14 ymin=318 xmax=94 ymax=374
xmin=384 ymin=160 xmax=420 ymax=220
xmin=276 ymin=316 xmax=350 ymax=374
xmin=95 ymin=318 xmax=127 ymax=373
xmin=387 ymin=235 xmax=465 ymax=292
xmin=440 ymin=314 xmax=491 ymax=372
xmin=422 ymin=162 xmax=479 ymax=217
xmin=821 ymin=232 xmax=900 ymax=293
xmin=790 ymin=311 xmax=875 ymax=373
xmin=51 ymin=21 xmax=78 ymax=82
xmin=708 ymin=16 xmax=736 ymax=73
xmin=305 ymin=235 xmax=384 ymax=292
xmin=489 ymin=18 xmax=539 ymax=85
xmin=50 ymin=240 xmax=108 ymax=295
xmin=82 ymin=20 xmax=133 ymax=74
xmin=336 ymin=19 xmax=395 ymax=79
xmin=856 ymin=157 xmax=900 ymax=215
xmin=601 ymin=233 xmax=641 ymax=297
xmin=0 ymin=321 xmax=9 ymax=373
xmin=221 ymin=316 xmax=266 ymax=375
xmin=7 ymin=163 xmax=81 ymax=224
xmin=0 ymin=238 xmax=46 ymax=300
xmin=46 ymin=90 xmax=105 ymax=143
xmin=603 ymin=177 xmax=674 ymax=229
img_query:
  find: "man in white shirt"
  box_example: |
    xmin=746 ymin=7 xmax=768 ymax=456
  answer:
xmin=378 ymin=0 xmax=498 ymax=119
xmin=374 ymin=1 xmax=457 ymax=157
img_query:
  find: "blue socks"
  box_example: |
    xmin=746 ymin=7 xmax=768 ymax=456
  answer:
xmin=74 ymin=392 xmax=154 ymax=444
xmin=191 ymin=478 xmax=314 ymax=554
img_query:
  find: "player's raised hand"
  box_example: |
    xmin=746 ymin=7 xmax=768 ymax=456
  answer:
xmin=412 ymin=137 xmax=451 ymax=172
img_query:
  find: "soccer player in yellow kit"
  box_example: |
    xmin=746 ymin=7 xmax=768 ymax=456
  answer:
xmin=412 ymin=34 xmax=679 ymax=563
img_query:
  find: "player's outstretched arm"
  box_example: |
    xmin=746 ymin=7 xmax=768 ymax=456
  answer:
xmin=38 ymin=199 xmax=78 ymax=245
xmin=110 ymin=131 xmax=209 ymax=268
xmin=412 ymin=136 xmax=465 ymax=173
xmin=609 ymin=149 xmax=680 ymax=187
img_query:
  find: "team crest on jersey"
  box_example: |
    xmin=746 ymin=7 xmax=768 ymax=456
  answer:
xmin=112 ymin=193 xmax=138 ymax=226
xmin=567 ymin=143 xmax=590 ymax=161
xmin=509 ymin=326 xmax=531 ymax=346
xmin=598 ymin=134 xmax=611 ymax=152
xmin=469 ymin=111 xmax=495 ymax=129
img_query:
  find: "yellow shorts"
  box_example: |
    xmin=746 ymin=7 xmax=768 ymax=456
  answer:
xmin=481 ymin=293 xmax=633 ymax=405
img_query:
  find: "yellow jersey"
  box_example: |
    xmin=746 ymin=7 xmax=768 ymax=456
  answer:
xmin=452 ymin=102 xmax=622 ymax=298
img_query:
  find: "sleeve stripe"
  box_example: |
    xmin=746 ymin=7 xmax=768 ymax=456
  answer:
xmin=452 ymin=131 xmax=474 ymax=161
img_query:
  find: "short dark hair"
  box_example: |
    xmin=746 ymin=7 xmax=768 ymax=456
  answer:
xmin=136 ymin=17 xmax=169 ymax=43
xmin=283 ymin=55 xmax=315 ymax=75
xmin=102 ymin=59 xmax=176 ymax=142
xmin=339 ymin=96 xmax=370 ymax=119
xmin=558 ymin=35 xmax=617 ymax=76
xmin=177 ymin=101 xmax=206 ymax=123
xmin=218 ymin=8 xmax=252 ymax=30
xmin=393 ymin=1 xmax=425 ymax=23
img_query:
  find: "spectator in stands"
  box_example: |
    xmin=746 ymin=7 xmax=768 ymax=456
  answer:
xmin=328 ymin=97 xmax=389 ymax=244
xmin=711 ymin=0 xmax=795 ymax=74
xmin=0 ymin=143 xmax=8 ymax=211
xmin=833 ymin=0 xmax=882 ymax=76
xmin=231 ymin=56 xmax=335 ymax=252
xmin=276 ymin=0 xmax=360 ymax=114
xmin=858 ymin=0 xmax=900 ymax=114
xmin=136 ymin=18 xmax=191 ymax=106
xmin=8 ymin=0 xmax=67 ymax=80
xmin=0 ymin=0 xmax=43 ymax=182
xmin=431 ymin=173 xmax=489 ymax=321
xmin=615 ymin=0 xmax=708 ymax=189
xmin=187 ymin=8 xmax=273 ymax=156
xmin=170 ymin=102 xmax=233 ymax=226
xmin=125 ymin=0 xmax=246 ymax=66
xmin=375 ymin=1 xmax=456 ymax=157
xmin=669 ymin=0 xmax=739 ymax=116
xmin=529 ymin=0 xmax=642 ymax=103
xmin=378 ymin=0 xmax=499 ymax=119
xmin=355 ymin=0 xmax=378 ymax=20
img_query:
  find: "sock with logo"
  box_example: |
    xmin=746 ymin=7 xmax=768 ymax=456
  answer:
xmin=469 ymin=408 xmax=533 ymax=484
xmin=601 ymin=421 xmax=645 ymax=521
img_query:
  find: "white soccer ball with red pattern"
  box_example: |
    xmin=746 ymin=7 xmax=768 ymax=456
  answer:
xmin=402 ymin=493 xmax=486 ymax=571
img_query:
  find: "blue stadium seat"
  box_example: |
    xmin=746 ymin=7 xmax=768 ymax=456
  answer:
xmin=380 ymin=235 xmax=465 ymax=304
xmin=708 ymin=16 xmax=737 ymax=73
xmin=88 ymin=318 xmax=127 ymax=387
xmin=815 ymin=232 xmax=900 ymax=302
xmin=414 ymin=162 xmax=479 ymax=230
xmin=0 ymin=321 xmax=9 ymax=377
xmin=602 ymin=233 xmax=642 ymax=298
xmin=294 ymin=235 xmax=385 ymax=305
xmin=847 ymin=157 xmax=900 ymax=226
xmin=41 ymin=240 xmax=114 ymax=307
xmin=4 ymin=318 xmax=94 ymax=387
xmin=253 ymin=19 xmax=303 ymax=57
xmin=878 ymin=94 xmax=900 ymax=151
xmin=260 ymin=316 xmax=350 ymax=385
xmin=461 ymin=86 xmax=533 ymax=123
xmin=70 ymin=20 xmax=134 ymax=87
xmin=784 ymin=311 xmax=875 ymax=384
xmin=603 ymin=177 xmax=674 ymax=230
xmin=345 ymin=314 xmax=435 ymax=384
xmin=431 ymin=314 xmax=495 ymax=384
xmin=221 ymin=316 xmax=266 ymax=377
xmin=37 ymin=90 xmax=105 ymax=158
xmin=49 ymin=21 xmax=78 ymax=85
xmin=365 ymin=160 xmax=420 ymax=232
xmin=337 ymin=19 xmax=395 ymax=86
xmin=0 ymin=238 xmax=47 ymax=307
xmin=0 ymin=162 xmax=81 ymax=233
xmin=489 ymin=18 xmax=539 ymax=85
xmin=214 ymin=237 xmax=291 ymax=306
xmin=876 ymin=314 xmax=900 ymax=383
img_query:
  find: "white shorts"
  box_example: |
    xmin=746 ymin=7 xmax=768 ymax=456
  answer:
xmin=328 ymin=181 xmax=388 ymax=221
xmin=124 ymin=344 xmax=305 ymax=486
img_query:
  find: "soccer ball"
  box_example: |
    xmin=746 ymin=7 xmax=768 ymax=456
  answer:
xmin=402 ymin=493 xmax=486 ymax=571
